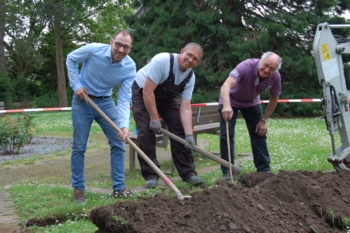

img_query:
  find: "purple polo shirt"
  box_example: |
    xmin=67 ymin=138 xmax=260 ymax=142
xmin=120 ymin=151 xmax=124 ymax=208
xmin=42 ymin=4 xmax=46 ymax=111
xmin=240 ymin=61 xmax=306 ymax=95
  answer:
xmin=219 ymin=58 xmax=281 ymax=108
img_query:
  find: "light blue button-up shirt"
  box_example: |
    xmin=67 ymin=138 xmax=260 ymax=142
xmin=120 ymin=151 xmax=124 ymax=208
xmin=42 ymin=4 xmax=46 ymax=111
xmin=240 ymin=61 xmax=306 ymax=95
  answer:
xmin=66 ymin=43 xmax=136 ymax=128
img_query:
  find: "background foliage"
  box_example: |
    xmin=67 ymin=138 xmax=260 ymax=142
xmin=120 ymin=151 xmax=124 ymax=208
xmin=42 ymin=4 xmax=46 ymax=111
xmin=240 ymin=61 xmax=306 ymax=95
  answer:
xmin=1 ymin=0 xmax=350 ymax=116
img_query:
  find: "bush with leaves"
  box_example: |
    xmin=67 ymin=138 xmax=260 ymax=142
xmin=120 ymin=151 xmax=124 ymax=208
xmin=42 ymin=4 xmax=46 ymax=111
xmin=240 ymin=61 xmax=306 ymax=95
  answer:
xmin=0 ymin=113 xmax=36 ymax=155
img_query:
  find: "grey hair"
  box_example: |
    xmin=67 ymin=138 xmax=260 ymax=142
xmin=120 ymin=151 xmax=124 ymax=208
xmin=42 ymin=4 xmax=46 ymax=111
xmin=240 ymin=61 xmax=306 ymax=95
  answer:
xmin=261 ymin=51 xmax=282 ymax=71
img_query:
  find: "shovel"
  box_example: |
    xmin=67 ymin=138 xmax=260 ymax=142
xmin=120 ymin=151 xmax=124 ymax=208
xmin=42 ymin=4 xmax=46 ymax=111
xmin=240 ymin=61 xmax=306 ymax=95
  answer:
xmin=159 ymin=128 xmax=242 ymax=178
xmin=226 ymin=121 xmax=234 ymax=182
xmin=86 ymin=96 xmax=190 ymax=202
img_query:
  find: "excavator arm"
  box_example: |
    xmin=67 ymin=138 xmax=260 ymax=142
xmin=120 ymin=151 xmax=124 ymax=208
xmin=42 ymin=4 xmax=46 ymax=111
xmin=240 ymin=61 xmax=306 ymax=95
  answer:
xmin=313 ymin=22 xmax=350 ymax=171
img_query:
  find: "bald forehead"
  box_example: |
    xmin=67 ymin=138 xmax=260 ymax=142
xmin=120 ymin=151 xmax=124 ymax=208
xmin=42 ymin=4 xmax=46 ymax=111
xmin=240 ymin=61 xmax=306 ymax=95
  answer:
xmin=263 ymin=53 xmax=279 ymax=62
xmin=186 ymin=45 xmax=203 ymax=58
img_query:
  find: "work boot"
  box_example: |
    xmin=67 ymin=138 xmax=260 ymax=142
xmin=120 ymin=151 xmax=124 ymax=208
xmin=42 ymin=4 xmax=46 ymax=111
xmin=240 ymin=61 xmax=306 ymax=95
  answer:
xmin=223 ymin=172 xmax=231 ymax=181
xmin=73 ymin=188 xmax=86 ymax=204
xmin=145 ymin=178 xmax=158 ymax=188
xmin=257 ymin=170 xmax=271 ymax=174
xmin=186 ymin=175 xmax=203 ymax=186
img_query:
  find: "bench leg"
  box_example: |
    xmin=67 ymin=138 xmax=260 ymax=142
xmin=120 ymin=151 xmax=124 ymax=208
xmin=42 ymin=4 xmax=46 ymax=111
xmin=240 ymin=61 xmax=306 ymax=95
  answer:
xmin=156 ymin=134 xmax=169 ymax=147
xmin=194 ymin=134 xmax=198 ymax=145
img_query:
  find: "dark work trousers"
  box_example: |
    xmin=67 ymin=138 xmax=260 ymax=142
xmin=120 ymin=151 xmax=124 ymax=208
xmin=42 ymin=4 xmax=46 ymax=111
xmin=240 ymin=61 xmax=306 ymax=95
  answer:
xmin=131 ymin=82 xmax=197 ymax=181
xmin=219 ymin=104 xmax=271 ymax=174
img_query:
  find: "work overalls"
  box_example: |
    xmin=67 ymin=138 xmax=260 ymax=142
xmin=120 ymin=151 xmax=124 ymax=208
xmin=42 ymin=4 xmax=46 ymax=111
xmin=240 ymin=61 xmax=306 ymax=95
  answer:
xmin=131 ymin=53 xmax=197 ymax=181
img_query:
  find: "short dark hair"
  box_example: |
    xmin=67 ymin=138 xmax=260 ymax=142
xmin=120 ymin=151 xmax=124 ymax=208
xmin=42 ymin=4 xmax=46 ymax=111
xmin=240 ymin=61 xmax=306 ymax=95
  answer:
xmin=113 ymin=30 xmax=133 ymax=43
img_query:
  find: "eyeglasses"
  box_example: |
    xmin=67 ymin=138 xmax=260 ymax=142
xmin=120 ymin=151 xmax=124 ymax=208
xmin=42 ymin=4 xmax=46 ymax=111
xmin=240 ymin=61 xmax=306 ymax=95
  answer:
xmin=261 ymin=63 xmax=277 ymax=73
xmin=113 ymin=41 xmax=132 ymax=51
xmin=184 ymin=50 xmax=201 ymax=63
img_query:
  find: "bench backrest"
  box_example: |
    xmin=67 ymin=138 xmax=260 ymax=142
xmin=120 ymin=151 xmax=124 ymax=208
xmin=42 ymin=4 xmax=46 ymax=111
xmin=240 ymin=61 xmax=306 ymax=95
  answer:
xmin=192 ymin=105 xmax=220 ymax=125
xmin=133 ymin=105 xmax=220 ymax=129
xmin=0 ymin=101 xmax=4 ymax=110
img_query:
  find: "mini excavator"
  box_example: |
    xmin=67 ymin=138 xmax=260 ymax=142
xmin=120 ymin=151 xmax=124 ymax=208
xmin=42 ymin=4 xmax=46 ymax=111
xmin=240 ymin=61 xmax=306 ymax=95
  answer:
xmin=313 ymin=22 xmax=350 ymax=171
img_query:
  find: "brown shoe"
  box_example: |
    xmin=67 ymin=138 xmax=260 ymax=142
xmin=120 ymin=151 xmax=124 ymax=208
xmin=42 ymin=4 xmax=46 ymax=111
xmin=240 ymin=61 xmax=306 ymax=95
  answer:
xmin=73 ymin=189 xmax=86 ymax=204
xmin=112 ymin=187 xmax=133 ymax=198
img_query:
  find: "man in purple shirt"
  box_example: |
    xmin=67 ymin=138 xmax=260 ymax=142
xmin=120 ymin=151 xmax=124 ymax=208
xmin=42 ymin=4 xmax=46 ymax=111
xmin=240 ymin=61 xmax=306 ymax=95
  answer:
xmin=219 ymin=51 xmax=282 ymax=180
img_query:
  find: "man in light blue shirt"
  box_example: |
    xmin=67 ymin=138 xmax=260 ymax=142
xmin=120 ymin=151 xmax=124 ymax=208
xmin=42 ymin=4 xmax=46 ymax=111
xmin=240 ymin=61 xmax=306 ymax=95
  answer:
xmin=66 ymin=30 xmax=136 ymax=203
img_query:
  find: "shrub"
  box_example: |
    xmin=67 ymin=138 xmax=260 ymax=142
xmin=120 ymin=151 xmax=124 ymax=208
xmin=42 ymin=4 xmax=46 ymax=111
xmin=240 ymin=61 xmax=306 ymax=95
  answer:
xmin=0 ymin=73 xmax=14 ymax=109
xmin=0 ymin=113 xmax=36 ymax=155
xmin=34 ymin=93 xmax=59 ymax=108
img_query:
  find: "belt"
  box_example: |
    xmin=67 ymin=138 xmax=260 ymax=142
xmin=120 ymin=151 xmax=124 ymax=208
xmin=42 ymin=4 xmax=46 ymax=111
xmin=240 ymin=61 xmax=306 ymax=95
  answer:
xmin=88 ymin=95 xmax=110 ymax=99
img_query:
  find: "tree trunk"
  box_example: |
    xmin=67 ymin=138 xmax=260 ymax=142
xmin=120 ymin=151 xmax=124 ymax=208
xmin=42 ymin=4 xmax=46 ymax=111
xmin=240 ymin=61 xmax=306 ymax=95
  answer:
xmin=54 ymin=0 xmax=67 ymax=107
xmin=0 ymin=0 xmax=6 ymax=74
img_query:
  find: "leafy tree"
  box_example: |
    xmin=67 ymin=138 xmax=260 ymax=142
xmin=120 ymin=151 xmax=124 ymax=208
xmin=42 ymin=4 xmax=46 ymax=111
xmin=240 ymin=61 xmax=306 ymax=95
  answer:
xmin=127 ymin=0 xmax=350 ymax=116
xmin=4 ymin=1 xmax=49 ymax=78
xmin=3 ymin=0 xmax=133 ymax=106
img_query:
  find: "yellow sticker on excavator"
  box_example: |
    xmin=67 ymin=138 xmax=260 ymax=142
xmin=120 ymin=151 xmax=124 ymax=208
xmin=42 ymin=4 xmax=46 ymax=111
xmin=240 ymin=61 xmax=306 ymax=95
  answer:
xmin=321 ymin=44 xmax=330 ymax=61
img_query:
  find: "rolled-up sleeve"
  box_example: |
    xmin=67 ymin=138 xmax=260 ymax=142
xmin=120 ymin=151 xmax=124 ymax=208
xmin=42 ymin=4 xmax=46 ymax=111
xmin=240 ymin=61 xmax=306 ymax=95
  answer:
xmin=116 ymin=67 xmax=136 ymax=128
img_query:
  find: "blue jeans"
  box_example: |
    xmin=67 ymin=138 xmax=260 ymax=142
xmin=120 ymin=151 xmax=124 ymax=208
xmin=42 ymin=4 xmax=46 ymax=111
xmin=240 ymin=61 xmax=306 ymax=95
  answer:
xmin=71 ymin=95 xmax=126 ymax=192
xmin=219 ymin=104 xmax=271 ymax=174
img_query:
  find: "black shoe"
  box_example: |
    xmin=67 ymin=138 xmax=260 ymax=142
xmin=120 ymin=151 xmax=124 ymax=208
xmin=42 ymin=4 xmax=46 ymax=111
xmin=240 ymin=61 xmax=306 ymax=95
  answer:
xmin=258 ymin=170 xmax=271 ymax=174
xmin=223 ymin=172 xmax=231 ymax=181
xmin=145 ymin=178 xmax=158 ymax=188
xmin=223 ymin=169 xmax=241 ymax=181
xmin=186 ymin=175 xmax=203 ymax=186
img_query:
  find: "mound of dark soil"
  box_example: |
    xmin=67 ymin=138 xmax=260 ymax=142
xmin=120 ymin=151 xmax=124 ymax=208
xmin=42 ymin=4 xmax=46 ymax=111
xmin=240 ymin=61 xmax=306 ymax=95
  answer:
xmin=90 ymin=170 xmax=350 ymax=233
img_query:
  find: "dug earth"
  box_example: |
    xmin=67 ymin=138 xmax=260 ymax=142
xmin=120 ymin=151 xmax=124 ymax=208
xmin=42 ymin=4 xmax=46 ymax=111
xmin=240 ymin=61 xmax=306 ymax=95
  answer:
xmin=90 ymin=170 xmax=350 ymax=233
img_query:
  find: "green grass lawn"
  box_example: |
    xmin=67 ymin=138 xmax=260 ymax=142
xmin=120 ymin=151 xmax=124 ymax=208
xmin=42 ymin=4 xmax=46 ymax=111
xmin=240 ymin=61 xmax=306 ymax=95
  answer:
xmin=1 ymin=111 xmax=341 ymax=232
xmin=28 ymin=111 xmax=337 ymax=172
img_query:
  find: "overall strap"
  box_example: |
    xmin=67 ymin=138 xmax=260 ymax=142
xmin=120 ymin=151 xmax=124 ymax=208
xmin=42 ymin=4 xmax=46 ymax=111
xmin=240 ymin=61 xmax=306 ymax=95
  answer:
xmin=180 ymin=69 xmax=193 ymax=87
xmin=168 ymin=53 xmax=175 ymax=82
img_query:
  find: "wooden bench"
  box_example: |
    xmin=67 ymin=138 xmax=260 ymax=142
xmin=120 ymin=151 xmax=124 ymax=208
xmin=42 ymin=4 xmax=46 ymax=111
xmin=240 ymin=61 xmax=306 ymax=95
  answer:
xmin=128 ymin=104 xmax=221 ymax=174
xmin=191 ymin=105 xmax=220 ymax=143
xmin=0 ymin=101 xmax=4 ymax=110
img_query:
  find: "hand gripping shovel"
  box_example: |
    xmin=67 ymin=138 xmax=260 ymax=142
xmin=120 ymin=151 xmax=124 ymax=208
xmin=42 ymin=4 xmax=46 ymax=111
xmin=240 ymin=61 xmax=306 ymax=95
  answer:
xmin=159 ymin=128 xmax=242 ymax=179
xmin=86 ymin=96 xmax=191 ymax=202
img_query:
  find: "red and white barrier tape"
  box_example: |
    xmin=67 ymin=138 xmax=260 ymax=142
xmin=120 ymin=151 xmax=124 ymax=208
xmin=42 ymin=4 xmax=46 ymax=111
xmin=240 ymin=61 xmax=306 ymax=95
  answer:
xmin=189 ymin=98 xmax=323 ymax=107
xmin=0 ymin=107 xmax=72 ymax=113
xmin=0 ymin=98 xmax=324 ymax=113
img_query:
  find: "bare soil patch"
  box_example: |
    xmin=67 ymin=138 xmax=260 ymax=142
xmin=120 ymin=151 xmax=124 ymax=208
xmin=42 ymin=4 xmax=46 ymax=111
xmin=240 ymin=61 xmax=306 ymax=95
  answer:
xmin=90 ymin=170 xmax=350 ymax=233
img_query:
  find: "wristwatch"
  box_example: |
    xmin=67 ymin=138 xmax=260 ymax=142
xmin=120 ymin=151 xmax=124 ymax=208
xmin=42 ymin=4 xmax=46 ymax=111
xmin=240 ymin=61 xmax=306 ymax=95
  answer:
xmin=261 ymin=118 xmax=268 ymax=123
